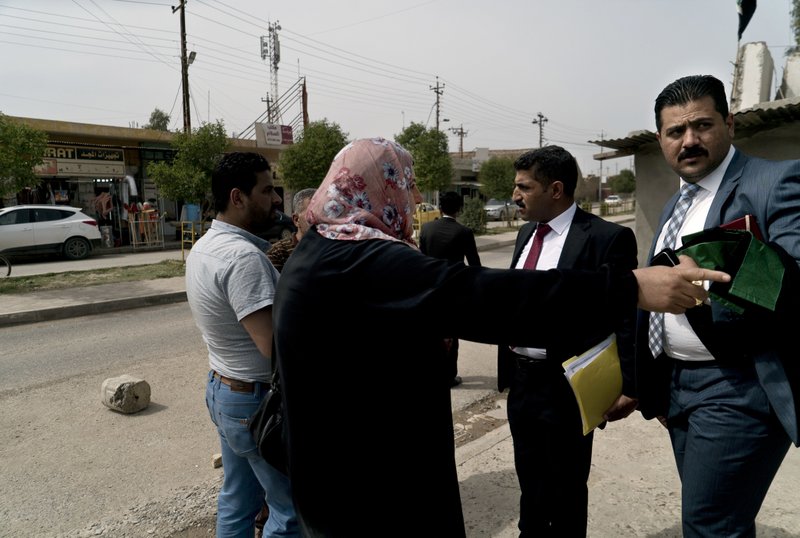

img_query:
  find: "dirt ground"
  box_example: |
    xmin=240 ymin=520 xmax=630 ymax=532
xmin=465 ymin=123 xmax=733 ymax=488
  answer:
xmin=2 ymin=345 xmax=799 ymax=537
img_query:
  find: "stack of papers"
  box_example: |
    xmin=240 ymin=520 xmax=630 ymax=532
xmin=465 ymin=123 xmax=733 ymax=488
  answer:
xmin=562 ymin=335 xmax=622 ymax=436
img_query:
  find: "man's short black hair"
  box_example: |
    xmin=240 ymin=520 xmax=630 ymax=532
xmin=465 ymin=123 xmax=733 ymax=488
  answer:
xmin=513 ymin=145 xmax=578 ymax=197
xmin=654 ymin=75 xmax=729 ymax=132
xmin=212 ymin=152 xmax=271 ymax=213
xmin=438 ymin=191 xmax=463 ymax=216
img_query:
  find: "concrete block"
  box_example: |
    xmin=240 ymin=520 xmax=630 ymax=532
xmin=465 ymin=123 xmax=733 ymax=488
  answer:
xmin=101 ymin=375 xmax=151 ymax=414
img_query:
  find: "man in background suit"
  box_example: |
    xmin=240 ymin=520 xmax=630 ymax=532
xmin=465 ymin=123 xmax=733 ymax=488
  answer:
xmin=497 ymin=146 xmax=638 ymax=537
xmin=420 ymin=191 xmax=481 ymax=387
xmin=637 ymin=74 xmax=800 ymax=537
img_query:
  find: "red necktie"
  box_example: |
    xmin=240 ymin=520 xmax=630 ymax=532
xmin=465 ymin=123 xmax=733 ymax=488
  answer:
xmin=522 ymin=223 xmax=551 ymax=270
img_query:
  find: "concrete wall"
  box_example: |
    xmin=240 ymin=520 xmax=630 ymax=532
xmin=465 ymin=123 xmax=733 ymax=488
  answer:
xmin=733 ymin=42 xmax=774 ymax=113
xmin=779 ymin=53 xmax=800 ymax=100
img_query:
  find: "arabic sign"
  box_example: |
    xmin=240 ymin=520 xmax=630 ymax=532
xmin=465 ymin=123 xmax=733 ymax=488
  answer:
xmin=255 ymin=123 xmax=294 ymax=147
xmin=38 ymin=145 xmax=125 ymax=177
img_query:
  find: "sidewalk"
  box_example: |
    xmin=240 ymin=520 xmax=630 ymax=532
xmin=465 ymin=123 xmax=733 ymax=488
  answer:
xmin=0 ymin=226 xmax=539 ymax=328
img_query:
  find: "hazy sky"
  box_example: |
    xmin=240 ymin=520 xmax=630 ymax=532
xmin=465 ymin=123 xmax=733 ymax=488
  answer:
xmin=0 ymin=0 xmax=795 ymax=176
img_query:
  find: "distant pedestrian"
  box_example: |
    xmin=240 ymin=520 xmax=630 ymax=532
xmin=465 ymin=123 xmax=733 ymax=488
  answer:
xmin=185 ymin=152 xmax=299 ymax=537
xmin=420 ymin=190 xmax=481 ymax=387
xmin=267 ymin=188 xmax=316 ymax=272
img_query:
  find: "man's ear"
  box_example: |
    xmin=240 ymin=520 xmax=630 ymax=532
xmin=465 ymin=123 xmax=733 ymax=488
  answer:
xmin=726 ymin=113 xmax=735 ymax=137
xmin=230 ymin=188 xmax=244 ymax=208
xmin=550 ymin=181 xmax=565 ymax=199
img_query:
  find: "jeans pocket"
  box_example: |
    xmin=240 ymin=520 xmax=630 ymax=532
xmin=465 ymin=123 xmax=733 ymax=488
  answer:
xmin=218 ymin=409 xmax=259 ymax=458
xmin=205 ymin=382 xmax=217 ymax=427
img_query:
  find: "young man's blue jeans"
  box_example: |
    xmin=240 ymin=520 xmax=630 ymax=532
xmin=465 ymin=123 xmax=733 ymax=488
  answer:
xmin=206 ymin=371 xmax=299 ymax=537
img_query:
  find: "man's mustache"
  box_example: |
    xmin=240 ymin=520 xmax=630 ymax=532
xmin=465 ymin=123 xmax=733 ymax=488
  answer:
xmin=678 ymin=147 xmax=708 ymax=161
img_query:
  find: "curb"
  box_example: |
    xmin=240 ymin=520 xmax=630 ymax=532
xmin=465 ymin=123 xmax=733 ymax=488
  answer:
xmin=0 ymin=291 xmax=187 ymax=328
xmin=477 ymin=239 xmax=517 ymax=252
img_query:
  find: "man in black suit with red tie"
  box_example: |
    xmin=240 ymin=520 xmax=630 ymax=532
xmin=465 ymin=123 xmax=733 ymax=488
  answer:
xmin=497 ymin=146 xmax=638 ymax=537
xmin=420 ymin=191 xmax=481 ymax=387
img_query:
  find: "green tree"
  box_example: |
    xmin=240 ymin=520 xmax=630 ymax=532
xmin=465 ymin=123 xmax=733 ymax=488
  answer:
xmin=394 ymin=122 xmax=453 ymax=194
xmin=0 ymin=113 xmax=48 ymax=198
xmin=609 ymin=169 xmax=636 ymax=194
xmin=279 ymin=119 xmax=348 ymax=191
xmin=478 ymin=156 xmax=515 ymax=200
xmin=144 ymin=108 xmax=171 ymax=131
xmin=147 ymin=121 xmax=228 ymax=204
xmin=460 ymin=195 xmax=486 ymax=234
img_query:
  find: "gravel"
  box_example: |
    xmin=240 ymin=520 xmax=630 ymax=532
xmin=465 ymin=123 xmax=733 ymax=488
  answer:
xmin=59 ymin=478 xmax=219 ymax=538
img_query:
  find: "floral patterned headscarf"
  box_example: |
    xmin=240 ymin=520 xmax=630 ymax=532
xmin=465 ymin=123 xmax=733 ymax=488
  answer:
xmin=306 ymin=137 xmax=420 ymax=248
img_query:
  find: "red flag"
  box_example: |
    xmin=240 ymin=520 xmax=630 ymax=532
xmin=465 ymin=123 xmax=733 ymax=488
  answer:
xmin=737 ymin=0 xmax=756 ymax=41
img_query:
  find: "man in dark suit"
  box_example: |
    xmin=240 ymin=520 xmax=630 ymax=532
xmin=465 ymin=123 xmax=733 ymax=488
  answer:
xmin=497 ymin=146 xmax=639 ymax=537
xmin=420 ymin=191 xmax=481 ymax=387
xmin=637 ymin=74 xmax=800 ymax=537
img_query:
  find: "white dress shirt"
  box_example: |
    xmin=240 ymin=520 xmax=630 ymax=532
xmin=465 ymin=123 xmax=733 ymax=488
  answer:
xmin=654 ymin=146 xmax=735 ymax=361
xmin=512 ymin=203 xmax=577 ymax=359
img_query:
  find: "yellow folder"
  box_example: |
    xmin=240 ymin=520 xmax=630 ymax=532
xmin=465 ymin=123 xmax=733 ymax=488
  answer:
xmin=561 ymin=335 xmax=622 ymax=436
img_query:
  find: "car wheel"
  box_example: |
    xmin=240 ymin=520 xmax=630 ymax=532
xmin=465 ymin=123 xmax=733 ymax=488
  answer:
xmin=279 ymin=227 xmax=294 ymax=241
xmin=63 ymin=237 xmax=91 ymax=260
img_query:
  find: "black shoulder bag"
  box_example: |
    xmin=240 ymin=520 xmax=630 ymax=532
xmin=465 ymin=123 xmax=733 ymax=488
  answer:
xmin=249 ymin=368 xmax=288 ymax=475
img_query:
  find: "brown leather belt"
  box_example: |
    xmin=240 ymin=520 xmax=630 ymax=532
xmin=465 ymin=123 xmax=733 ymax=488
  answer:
xmin=212 ymin=371 xmax=258 ymax=393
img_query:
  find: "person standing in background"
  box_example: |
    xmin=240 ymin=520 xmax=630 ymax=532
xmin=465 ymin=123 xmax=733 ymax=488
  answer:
xmin=420 ymin=190 xmax=481 ymax=387
xmin=268 ymin=188 xmax=317 ymax=272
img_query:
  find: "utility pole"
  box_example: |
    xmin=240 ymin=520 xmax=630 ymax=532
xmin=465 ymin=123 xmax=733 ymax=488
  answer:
xmin=429 ymin=76 xmax=445 ymax=131
xmin=261 ymin=94 xmax=273 ymax=122
xmin=531 ymin=112 xmax=548 ymax=148
xmin=260 ymin=21 xmax=282 ymax=123
xmin=598 ymin=130 xmax=605 ymax=203
xmin=448 ymin=124 xmax=468 ymax=158
xmin=172 ymin=1 xmax=191 ymax=133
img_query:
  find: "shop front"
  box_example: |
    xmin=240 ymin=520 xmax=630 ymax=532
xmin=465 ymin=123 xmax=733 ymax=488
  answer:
xmin=31 ymin=144 xmax=158 ymax=248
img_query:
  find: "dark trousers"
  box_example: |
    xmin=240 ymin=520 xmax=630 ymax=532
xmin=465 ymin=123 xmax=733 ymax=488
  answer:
xmin=668 ymin=361 xmax=790 ymax=538
xmin=507 ymin=359 xmax=593 ymax=538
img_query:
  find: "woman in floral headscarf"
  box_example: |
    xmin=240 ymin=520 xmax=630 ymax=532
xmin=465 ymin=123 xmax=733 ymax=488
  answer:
xmin=272 ymin=138 xmax=716 ymax=537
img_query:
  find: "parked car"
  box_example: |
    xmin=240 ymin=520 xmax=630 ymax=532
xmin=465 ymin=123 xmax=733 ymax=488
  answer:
xmin=413 ymin=202 xmax=441 ymax=229
xmin=0 ymin=205 xmax=101 ymax=260
xmin=483 ymin=199 xmax=520 ymax=221
xmin=604 ymin=195 xmax=623 ymax=206
xmin=257 ymin=210 xmax=297 ymax=243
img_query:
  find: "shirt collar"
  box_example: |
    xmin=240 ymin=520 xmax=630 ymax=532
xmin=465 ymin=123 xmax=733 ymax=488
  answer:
xmin=541 ymin=202 xmax=577 ymax=236
xmin=680 ymin=145 xmax=735 ymax=198
xmin=210 ymin=219 xmax=272 ymax=251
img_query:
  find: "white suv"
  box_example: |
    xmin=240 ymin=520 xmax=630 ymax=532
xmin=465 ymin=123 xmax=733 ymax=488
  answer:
xmin=0 ymin=205 xmax=102 ymax=260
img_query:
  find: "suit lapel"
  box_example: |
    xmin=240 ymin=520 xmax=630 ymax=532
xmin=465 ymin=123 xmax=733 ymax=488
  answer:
xmin=706 ymin=150 xmax=745 ymax=228
xmin=557 ymin=209 xmax=590 ymax=269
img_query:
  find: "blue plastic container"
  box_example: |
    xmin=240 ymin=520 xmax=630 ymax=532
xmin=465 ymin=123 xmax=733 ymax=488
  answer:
xmin=184 ymin=203 xmax=201 ymax=222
